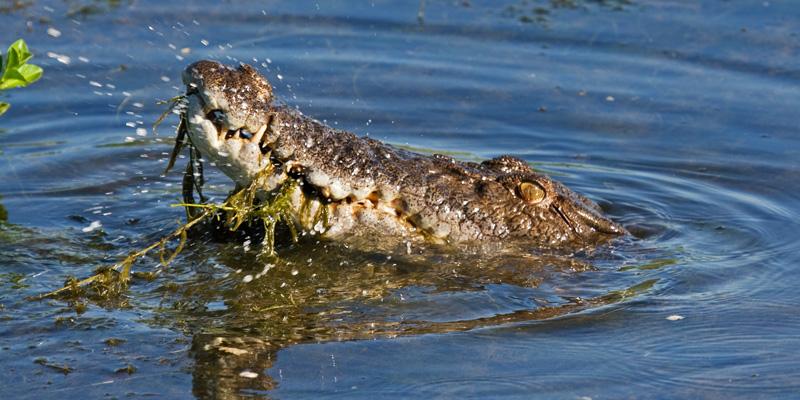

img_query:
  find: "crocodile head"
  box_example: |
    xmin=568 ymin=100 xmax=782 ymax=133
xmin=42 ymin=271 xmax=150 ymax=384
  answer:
xmin=181 ymin=60 xmax=625 ymax=247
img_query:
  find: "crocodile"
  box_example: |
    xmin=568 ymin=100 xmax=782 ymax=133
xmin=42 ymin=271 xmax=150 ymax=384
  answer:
xmin=180 ymin=60 xmax=625 ymax=248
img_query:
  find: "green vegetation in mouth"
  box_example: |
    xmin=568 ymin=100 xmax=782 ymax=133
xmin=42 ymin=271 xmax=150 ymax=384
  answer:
xmin=173 ymin=172 xmax=308 ymax=257
xmin=0 ymin=39 xmax=43 ymax=116
xmin=32 ymin=100 xmax=324 ymax=302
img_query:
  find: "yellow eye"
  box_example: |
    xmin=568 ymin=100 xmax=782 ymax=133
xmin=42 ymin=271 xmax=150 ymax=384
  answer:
xmin=517 ymin=181 xmax=546 ymax=203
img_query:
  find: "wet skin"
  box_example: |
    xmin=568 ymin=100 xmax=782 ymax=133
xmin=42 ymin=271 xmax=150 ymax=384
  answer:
xmin=181 ymin=60 xmax=625 ymax=248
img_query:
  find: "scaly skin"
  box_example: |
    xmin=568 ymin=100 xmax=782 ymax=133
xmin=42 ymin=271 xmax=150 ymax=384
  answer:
xmin=181 ymin=60 xmax=625 ymax=247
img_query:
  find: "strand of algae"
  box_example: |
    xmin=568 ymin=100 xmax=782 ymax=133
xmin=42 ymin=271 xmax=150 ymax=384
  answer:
xmin=29 ymin=212 xmax=202 ymax=301
xmin=31 ymin=167 xmax=303 ymax=301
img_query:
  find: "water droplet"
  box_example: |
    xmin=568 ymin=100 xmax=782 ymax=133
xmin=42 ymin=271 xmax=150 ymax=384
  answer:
xmin=46 ymin=52 xmax=71 ymax=64
xmin=82 ymin=221 xmax=102 ymax=233
xmin=239 ymin=371 xmax=258 ymax=379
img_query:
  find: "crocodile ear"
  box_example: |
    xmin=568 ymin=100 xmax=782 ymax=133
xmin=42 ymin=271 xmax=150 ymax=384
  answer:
xmin=482 ymin=155 xmax=534 ymax=173
xmin=517 ymin=181 xmax=546 ymax=204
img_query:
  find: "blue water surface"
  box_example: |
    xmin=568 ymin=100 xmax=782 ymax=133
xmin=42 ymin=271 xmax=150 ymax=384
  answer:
xmin=1 ymin=1 xmax=799 ymax=398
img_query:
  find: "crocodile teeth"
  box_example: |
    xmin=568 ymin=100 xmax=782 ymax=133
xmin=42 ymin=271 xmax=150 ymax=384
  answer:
xmin=328 ymin=181 xmax=349 ymax=200
xmin=351 ymin=186 xmax=373 ymax=200
xmin=251 ymin=123 xmax=267 ymax=144
xmin=306 ymin=169 xmax=331 ymax=188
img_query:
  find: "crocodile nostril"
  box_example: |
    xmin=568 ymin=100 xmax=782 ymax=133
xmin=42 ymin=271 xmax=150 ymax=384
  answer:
xmin=238 ymin=128 xmax=253 ymax=140
xmin=206 ymin=109 xmax=226 ymax=130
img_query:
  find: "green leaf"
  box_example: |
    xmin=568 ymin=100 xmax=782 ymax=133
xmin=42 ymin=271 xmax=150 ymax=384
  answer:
xmin=2 ymin=39 xmax=34 ymax=83
xmin=0 ymin=74 xmax=27 ymax=90
xmin=8 ymin=39 xmax=33 ymax=66
xmin=0 ymin=39 xmax=42 ymax=116
xmin=2 ymin=50 xmax=18 ymax=81
xmin=16 ymin=63 xmax=42 ymax=84
xmin=0 ymin=39 xmax=42 ymax=90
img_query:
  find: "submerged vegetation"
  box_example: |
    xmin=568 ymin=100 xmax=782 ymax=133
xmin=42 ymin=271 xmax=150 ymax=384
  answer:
xmin=0 ymin=39 xmax=43 ymax=116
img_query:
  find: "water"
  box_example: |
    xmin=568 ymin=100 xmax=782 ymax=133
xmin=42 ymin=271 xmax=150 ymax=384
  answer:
xmin=1 ymin=1 xmax=799 ymax=398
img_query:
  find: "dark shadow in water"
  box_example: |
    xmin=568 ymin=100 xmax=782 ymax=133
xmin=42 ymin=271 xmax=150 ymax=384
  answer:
xmin=189 ymin=278 xmax=656 ymax=398
xmin=135 ymin=235 xmax=658 ymax=399
xmin=9 ymin=215 xmax=662 ymax=399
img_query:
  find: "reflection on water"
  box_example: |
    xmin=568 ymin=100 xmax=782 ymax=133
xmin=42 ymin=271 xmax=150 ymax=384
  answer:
xmin=1 ymin=0 xmax=800 ymax=398
xmin=0 ymin=219 xmax=667 ymax=397
xmin=149 ymin=235 xmax=664 ymax=398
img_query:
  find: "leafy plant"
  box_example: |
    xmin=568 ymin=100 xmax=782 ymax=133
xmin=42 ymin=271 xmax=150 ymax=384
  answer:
xmin=0 ymin=39 xmax=43 ymax=116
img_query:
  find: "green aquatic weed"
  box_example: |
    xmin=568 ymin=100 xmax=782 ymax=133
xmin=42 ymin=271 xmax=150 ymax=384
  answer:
xmin=0 ymin=39 xmax=43 ymax=116
xmin=33 ymin=100 xmax=322 ymax=301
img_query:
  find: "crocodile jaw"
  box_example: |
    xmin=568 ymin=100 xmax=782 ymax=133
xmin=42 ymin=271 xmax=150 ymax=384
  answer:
xmin=184 ymin=94 xmax=277 ymax=189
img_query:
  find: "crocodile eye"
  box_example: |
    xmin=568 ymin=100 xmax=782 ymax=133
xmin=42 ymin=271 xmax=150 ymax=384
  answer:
xmin=205 ymin=109 xmax=226 ymax=129
xmin=517 ymin=181 xmax=546 ymax=204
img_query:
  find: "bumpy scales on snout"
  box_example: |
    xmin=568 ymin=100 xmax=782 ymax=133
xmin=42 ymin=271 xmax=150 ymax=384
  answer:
xmin=181 ymin=60 xmax=625 ymax=247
